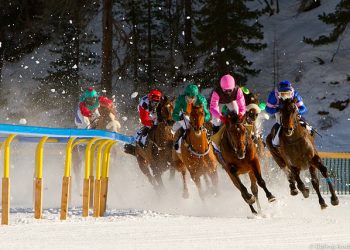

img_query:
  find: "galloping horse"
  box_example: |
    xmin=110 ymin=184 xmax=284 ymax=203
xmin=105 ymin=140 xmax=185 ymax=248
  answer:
xmin=216 ymin=112 xmax=275 ymax=214
xmin=266 ymin=98 xmax=339 ymax=209
xmin=243 ymin=92 xmax=266 ymax=158
xmin=173 ymin=105 xmax=218 ymax=200
xmin=124 ymin=96 xmax=176 ymax=191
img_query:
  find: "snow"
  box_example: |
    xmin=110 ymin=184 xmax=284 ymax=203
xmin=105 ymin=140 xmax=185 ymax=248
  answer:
xmin=0 ymin=150 xmax=349 ymax=249
xmin=18 ymin=118 xmax=27 ymax=125
xmin=131 ymin=92 xmax=139 ymax=99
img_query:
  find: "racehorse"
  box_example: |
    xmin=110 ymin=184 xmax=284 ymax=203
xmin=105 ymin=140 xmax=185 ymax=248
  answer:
xmin=96 ymin=104 xmax=121 ymax=132
xmin=216 ymin=112 xmax=275 ymax=214
xmin=173 ymin=104 xmax=218 ymax=200
xmin=243 ymin=91 xmax=271 ymax=179
xmin=124 ymin=96 xmax=176 ymax=191
xmin=266 ymin=98 xmax=339 ymax=209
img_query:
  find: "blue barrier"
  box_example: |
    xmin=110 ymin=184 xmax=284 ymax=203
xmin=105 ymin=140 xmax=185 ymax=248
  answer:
xmin=0 ymin=123 xmax=134 ymax=144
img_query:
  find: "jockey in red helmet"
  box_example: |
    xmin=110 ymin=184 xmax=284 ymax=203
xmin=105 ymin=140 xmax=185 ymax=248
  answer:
xmin=75 ymin=87 xmax=114 ymax=129
xmin=135 ymin=89 xmax=163 ymax=147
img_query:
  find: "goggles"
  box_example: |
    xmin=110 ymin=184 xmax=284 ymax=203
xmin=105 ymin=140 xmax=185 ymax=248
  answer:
xmin=223 ymin=89 xmax=234 ymax=94
xmin=278 ymin=91 xmax=293 ymax=100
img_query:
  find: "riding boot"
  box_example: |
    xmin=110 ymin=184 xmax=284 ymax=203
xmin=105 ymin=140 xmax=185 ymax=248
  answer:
xmin=139 ymin=126 xmax=150 ymax=147
xmin=174 ymin=127 xmax=185 ymax=151
xmin=272 ymin=123 xmax=281 ymax=148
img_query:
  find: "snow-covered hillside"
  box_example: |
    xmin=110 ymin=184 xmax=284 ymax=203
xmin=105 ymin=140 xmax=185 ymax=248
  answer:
xmin=246 ymin=0 xmax=350 ymax=152
xmin=1 ymin=1 xmax=349 ymax=151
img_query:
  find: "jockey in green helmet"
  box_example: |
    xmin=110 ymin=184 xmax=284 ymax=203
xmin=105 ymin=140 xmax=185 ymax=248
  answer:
xmin=172 ymin=84 xmax=211 ymax=150
xmin=75 ymin=87 xmax=113 ymax=129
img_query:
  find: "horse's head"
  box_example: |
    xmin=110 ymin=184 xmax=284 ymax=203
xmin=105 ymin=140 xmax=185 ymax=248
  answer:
xmin=226 ymin=112 xmax=247 ymax=159
xmin=190 ymin=105 xmax=205 ymax=133
xmin=157 ymin=96 xmax=174 ymax=125
xmin=280 ymin=98 xmax=298 ymax=137
xmin=246 ymin=107 xmax=259 ymax=124
xmin=97 ymin=105 xmax=121 ymax=132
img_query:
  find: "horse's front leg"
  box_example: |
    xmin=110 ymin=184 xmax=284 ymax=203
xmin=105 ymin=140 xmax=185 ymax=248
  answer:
xmin=225 ymin=164 xmax=255 ymax=205
xmin=282 ymin=167 xmax=298 ymax=195
xmin=208 ymin=169 xmax=219 ymax=196
xmin=291 ymin=166 xmax=309 ymax=198
xmin=248 ymin=171 xmax=260 ymax=214
xmin=251 ymin=158 xmax=276 ymax=202
xmin=152 ymin=165 xmax=165 ymax=192
xmin=136 ymin=155 xmax=157 ymax=188
xmin=311 ymin=155 xmax=339 ymax=206
xmin=309 ymin=166 xmax=327 ymax=209
xmin=191 ymin=173 xmax=205 ymax=201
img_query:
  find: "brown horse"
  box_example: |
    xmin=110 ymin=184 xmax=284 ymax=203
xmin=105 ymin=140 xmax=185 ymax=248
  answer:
xmin=96 ymin=104 xmax=121 ymax=132
xmin=173 ymin=105 xmax=218 ymax=200
xmin=124 ymin=96 xmax=176 ymax=191
xmin=266 ymin=98 xmax=339 ymax=209
xmin=216 ymin=112 xmax=275 ymax=214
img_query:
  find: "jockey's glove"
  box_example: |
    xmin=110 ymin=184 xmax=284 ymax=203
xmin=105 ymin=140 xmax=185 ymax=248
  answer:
xmin=219 ymin=115 xmax=227 ymax=124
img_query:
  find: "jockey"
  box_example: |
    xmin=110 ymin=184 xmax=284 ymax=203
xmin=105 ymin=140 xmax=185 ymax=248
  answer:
xmin=265 ymin=80 xmax=307 ymax=147
xmin=75 ymin=87 xmax=113 ymax=129
xmin=135 ymin=89 xmax=162 ymax=147
xmin=172 ymin=84 xmax=210 ymax=150
xmin=210 ymin=74 xmax=246 ymax=133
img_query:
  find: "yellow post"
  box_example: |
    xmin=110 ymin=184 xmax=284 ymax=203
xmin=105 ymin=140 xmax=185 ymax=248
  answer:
xmin=100 ymin=141 xmax=116 ymax=216
xmin=82 ymin=138 xmax=100 ymax=217
xmin=34 ymin=136 xmax=49 ymax=219
xmin=2 ymin=134 xmax=16 ymax=225
xmin=93 ymin=140 xmax=109 ymax=217
xmin=89 ymin=141 xmax=102 ymax=208
xmin=60 ymin=137 xmax=75 ymax=220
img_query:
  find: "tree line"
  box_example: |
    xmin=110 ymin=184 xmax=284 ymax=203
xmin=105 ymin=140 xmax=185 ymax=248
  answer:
xmin=0 ymin=0 xmax=349 ymax=101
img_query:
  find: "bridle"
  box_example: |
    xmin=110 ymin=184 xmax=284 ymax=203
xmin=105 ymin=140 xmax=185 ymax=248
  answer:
xmin=183 ymin=108 xmax=211 ymax=157
xmin=225 ymin=121 xmax=248 ymax=157
xmin=280 ymin=102 xmax=298 ymax=137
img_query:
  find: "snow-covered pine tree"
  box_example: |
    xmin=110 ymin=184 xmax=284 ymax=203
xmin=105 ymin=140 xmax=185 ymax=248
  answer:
xmin=35 ymin=1 xmax=100 ymax=123
xmin=195 ymin=0 xmax=266 ymax=87
xmin=304 ymin=0 xmax=350 ymax=45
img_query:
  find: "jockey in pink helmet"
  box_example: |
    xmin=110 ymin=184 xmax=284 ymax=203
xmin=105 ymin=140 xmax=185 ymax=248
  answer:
xmin=210 ymin=74 xmax=246 ymax=133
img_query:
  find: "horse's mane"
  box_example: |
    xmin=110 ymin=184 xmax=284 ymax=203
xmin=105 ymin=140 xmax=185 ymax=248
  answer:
xmin=227 ymin=111 xmax=242 ymax=124
xmin=281 ymin=98 xmax=298 ymax=113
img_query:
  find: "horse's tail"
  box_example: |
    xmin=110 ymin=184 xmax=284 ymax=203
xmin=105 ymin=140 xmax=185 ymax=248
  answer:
xmin=124 ymin=143 xmax=136 ymax=156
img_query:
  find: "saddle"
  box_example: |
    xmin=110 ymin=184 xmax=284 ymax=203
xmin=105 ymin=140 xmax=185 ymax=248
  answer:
xmin=211 ymin=125 xmax=225 ymax=151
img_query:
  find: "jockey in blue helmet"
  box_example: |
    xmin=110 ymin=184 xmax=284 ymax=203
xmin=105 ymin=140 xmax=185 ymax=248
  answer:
xmin=265 ymin=80 xmax=308 ymax=147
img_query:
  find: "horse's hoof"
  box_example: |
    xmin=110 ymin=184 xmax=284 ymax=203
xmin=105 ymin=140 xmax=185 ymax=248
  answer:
xmin=301 ymin=188 xmax=310 ymax=198
xmin=320 ymin=203 xmax=328 ymax=210
xmin=290 ymin=189 xmax=298 ymax=196
xmin=268 ymin=195 xmax=276 ymax=202
xmin=245 ymin=195 xmax=256 ymax=205
xmin=331 ymin=197 xmax=339 ymax=206
xmin=182 ymin=191 xmax=189 ymax=199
